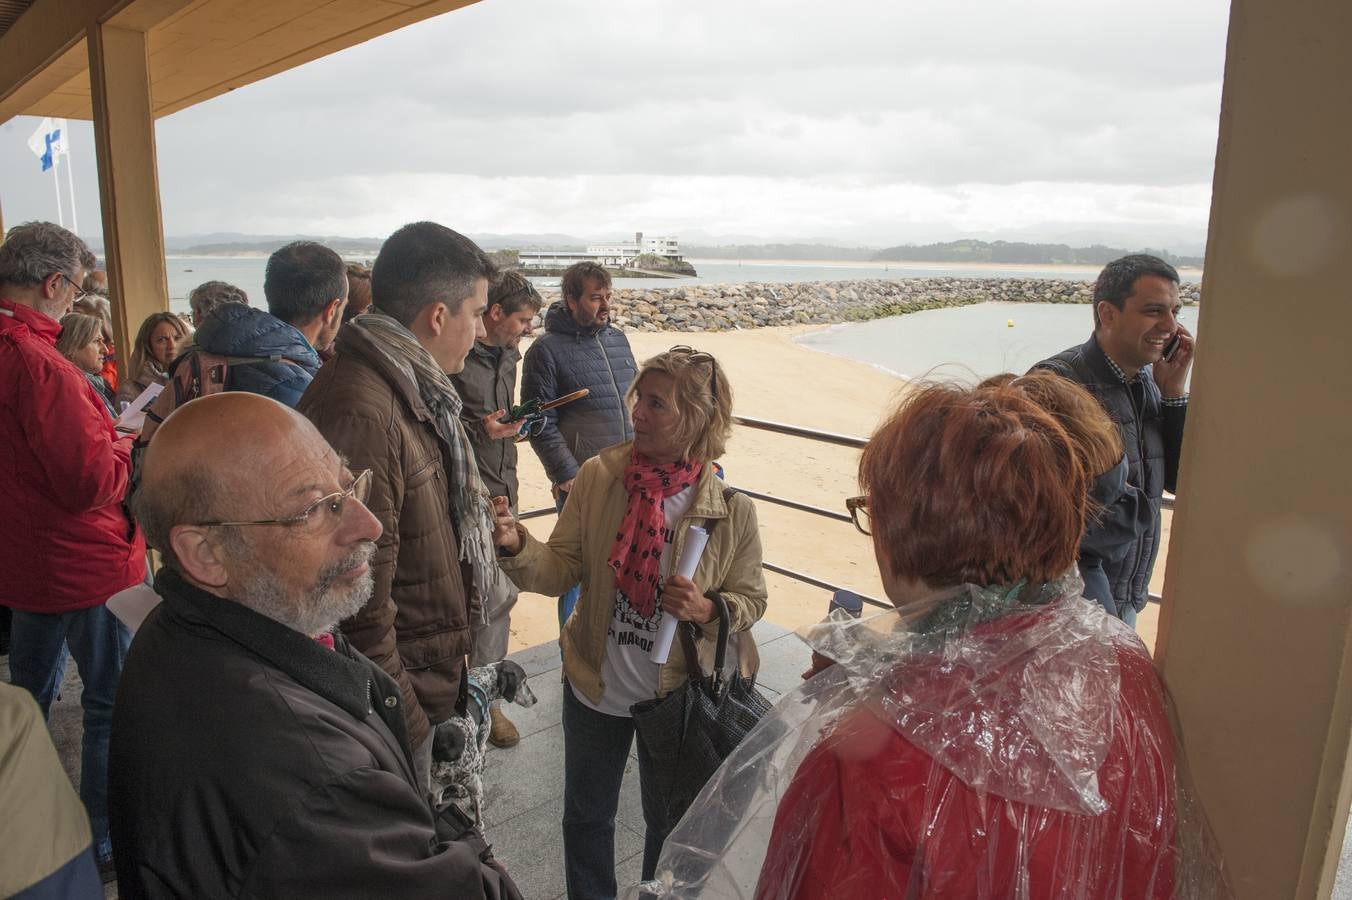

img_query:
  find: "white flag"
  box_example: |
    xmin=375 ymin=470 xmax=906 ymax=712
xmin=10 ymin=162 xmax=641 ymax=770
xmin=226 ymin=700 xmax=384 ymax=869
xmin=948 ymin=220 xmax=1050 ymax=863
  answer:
xmin=26 ymin=117 xmax=68 ymax=172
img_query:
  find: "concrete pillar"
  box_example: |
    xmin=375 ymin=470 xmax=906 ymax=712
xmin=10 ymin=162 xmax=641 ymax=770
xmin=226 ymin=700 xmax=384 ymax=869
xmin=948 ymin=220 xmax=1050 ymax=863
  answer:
xmin=87 ymin=22 xmax=169 ymax=377
xmin=1154 ymin=0 xmax=1352 ymax=897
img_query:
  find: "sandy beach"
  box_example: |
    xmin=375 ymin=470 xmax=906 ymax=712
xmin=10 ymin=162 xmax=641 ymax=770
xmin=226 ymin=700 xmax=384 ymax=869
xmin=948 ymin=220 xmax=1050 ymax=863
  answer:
xmin=503 ymin=324 xmax=1164 ymax=656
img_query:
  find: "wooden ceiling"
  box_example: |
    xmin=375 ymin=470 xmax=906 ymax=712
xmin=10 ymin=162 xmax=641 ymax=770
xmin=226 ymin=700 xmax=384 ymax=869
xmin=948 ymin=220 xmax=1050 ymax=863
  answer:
xmin=0 ymin=0 xmax=480 ymax=125
xmin=0 ymin=0 xmax=35 ymax=35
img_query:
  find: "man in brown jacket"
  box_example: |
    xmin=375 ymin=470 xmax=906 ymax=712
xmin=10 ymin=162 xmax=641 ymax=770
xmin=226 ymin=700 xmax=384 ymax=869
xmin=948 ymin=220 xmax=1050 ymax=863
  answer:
xmin=299 ymin=222 xmax=500 ymax=793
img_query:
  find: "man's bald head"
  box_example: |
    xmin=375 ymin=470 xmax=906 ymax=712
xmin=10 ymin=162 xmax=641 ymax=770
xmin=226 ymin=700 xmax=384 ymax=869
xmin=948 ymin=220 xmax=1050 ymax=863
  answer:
xmin=133 ymin=393 xmax=335 ymax=570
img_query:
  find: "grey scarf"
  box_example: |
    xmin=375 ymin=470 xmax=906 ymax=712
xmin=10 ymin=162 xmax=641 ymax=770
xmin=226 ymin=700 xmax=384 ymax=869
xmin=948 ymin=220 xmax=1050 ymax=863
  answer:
xmin=349 ymin=312 xmax=499 ymax=615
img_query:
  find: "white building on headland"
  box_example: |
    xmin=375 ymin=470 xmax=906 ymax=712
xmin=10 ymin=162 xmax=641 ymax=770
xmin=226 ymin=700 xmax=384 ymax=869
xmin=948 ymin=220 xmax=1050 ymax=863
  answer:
xmin=586 ymin=232 xmax=682 ymax=267
xmin=517 ymin=232 xmax=682 ymax=269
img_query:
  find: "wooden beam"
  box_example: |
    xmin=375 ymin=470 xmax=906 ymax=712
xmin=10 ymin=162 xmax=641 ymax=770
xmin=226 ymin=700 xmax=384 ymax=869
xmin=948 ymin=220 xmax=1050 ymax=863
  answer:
xmin=88 ymin=21 xmax=170 ymax=374
xmin=148 ymin=0 xmax=479 ymax=117
xmin=0 ymin=0 xmax=480 ymax=125
xmin=0 ymin=0 xmax=122 ymax=109
xmin=1153 ymin=0 xmax=1352 ymax=897
xmin=0 ymin=0 xmax=196 ymax=123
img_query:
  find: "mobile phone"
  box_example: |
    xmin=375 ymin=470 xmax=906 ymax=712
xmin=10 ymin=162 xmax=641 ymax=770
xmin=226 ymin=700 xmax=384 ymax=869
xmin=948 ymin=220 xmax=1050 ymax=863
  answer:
xmin=499 ymin=398 xmax=542 ymax=424
xmin=1162 ymin=334 xmax=1181 ymax=361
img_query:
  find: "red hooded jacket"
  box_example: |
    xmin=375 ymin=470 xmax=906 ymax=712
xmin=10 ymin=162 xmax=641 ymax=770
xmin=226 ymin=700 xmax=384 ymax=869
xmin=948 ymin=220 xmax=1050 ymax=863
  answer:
xmin=0 ymin=298 xmax=145 ymax=613
xmin=756 ymin=603 xmax=1178 ymax=900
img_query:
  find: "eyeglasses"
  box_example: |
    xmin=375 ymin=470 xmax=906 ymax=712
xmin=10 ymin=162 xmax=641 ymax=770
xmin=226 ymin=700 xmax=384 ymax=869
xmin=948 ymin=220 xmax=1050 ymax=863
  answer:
xmin=197 ymin=470 xmax=372 ymax=533
xmin=59 ymin=273 xmax=93 ymax=306
xmin=845 ymin=495 xmax=870 ymax=535
xmin=669 ymin=345 xmax=718 ymax=404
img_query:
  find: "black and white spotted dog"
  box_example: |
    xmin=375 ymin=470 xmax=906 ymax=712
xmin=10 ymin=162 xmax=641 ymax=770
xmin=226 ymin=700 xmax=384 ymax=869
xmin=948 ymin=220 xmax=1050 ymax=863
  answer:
xmin=429 ymin=660 xmax=538 ymax=824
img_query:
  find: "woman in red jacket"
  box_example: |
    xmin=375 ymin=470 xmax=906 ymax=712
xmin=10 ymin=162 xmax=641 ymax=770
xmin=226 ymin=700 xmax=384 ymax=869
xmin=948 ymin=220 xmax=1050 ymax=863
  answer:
xmin=630 ymin=381 xmax=1227 ymax=900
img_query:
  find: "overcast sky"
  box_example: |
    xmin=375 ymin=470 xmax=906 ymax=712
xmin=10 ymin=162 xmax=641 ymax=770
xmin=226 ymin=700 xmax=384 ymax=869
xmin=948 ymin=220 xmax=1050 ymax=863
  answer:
xmin=0 ymin=0 xmax=1231 ymax=250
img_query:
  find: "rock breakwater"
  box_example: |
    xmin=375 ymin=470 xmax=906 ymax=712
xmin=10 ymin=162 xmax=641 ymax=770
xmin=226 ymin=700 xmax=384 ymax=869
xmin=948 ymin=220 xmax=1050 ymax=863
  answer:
xmin=533 ymin=277 xmax=1201 ymax=333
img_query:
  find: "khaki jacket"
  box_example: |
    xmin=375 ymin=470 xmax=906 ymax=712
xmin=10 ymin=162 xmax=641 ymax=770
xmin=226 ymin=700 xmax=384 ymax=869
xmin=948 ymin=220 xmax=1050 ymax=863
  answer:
xmin=449 ymin=340 xmax=521 ymax=505
xmin=0 ymin=685 xmax=92 ymax=896
xmin=299 ymin=325 xmax=474 ymax=748
xmin=500 ymin=442 xmax=767 ymax=706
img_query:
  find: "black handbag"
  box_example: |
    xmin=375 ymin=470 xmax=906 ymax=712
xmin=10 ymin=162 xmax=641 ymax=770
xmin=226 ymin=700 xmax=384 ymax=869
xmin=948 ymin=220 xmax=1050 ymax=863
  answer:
xmin=630 ymin=589 xmax=774 ymax=837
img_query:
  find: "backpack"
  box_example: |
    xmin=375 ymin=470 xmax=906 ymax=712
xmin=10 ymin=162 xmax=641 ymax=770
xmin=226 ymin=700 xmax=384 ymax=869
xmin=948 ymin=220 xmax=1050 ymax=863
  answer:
xmin=136 ymin=349 xmax=298 ymax=446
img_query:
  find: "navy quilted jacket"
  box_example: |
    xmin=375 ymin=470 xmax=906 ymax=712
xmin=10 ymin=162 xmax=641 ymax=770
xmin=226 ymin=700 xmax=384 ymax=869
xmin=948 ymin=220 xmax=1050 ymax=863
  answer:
xmin=520 ymin=302 xmax=637 ymax=485
xmin=1033 ymin=334 xmax=1186 ymax=613
xmin=193 ymin=304 xmax=320 ymax=408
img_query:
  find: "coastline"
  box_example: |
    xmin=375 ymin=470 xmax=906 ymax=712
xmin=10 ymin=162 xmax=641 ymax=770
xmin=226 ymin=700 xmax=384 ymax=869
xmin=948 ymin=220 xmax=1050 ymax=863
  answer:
xmin=532 ymin=275 xmax=1201 ymax=334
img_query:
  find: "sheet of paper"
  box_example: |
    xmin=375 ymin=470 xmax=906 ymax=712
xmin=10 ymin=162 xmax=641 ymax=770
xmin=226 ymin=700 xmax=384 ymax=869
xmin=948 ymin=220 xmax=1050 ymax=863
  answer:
xmin=650 ymin=525 xmax=710 ymax=664
xmin=114 ymin=382 xmax=163 ymax=432
xmin=106 ymin=583 xmax=162 ymax=633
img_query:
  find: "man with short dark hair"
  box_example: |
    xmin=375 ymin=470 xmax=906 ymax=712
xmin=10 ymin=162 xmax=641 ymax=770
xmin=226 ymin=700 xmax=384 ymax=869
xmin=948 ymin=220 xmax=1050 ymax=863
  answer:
xmin=0 ymin=221 xmax=143 ymax=879
xmin=112 ymin=393 xmax=521 ymax=898
xmin=299 ymin=222 xmax=500 ymax=793
xmin=521 ymin=261 xmax=637 ymax=629
xmin=264 ymin=240 xmax=350 ymax=349
xmin=190 ymin=242 xmax=346 ymax=406
xmin=450 ymin=271 xmax=541 ymax=747
xmin=1033 ymin=253 xmax=1195 ymax=625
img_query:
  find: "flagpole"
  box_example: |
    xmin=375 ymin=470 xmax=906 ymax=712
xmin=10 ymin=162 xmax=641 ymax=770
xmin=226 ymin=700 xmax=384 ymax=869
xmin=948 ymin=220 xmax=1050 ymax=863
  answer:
xmin=63 ymin=146 xmax=78 ymax=235
xmin=52 ymin=153 xmax=64 ymax=228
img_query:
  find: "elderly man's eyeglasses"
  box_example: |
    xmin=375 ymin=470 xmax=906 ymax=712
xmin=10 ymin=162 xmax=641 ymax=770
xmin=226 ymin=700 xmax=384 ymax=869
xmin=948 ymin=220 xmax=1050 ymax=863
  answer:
xmin=669 ymin=345 xmax=718 ymax=404
xmin=59 ymin=273 xmax=92 ymax=305
xmin=845 ymin=495 xmax=870 ymax=535
xmin=198 ymin=470 xmax=372 ymax=533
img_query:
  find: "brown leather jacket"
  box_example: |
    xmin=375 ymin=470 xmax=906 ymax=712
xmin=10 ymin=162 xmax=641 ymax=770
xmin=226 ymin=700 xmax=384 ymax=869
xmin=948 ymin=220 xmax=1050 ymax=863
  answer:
xmin=299 ymin=325 xmax=474 ymax=748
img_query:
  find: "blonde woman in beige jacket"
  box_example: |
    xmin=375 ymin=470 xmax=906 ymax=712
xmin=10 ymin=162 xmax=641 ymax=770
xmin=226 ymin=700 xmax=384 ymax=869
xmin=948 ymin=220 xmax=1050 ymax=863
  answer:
xmin=493 ymin=347 xmax=767 ymax=899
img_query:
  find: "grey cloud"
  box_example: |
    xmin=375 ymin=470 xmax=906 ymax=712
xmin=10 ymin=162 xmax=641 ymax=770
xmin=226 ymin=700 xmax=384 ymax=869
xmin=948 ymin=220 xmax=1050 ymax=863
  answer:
xmin=1 ymin=0 xmax=1228 ymax=245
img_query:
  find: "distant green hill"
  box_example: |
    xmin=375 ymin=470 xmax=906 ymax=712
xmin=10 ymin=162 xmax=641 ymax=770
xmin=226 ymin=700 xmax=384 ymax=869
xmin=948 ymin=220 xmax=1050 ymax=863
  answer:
xmin=872 ymin=240 xmax=1203 ymax=268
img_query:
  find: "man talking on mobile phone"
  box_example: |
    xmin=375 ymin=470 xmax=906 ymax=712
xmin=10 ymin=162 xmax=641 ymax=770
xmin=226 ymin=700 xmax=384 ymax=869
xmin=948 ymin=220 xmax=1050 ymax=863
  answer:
xmin=1033 ymin=254 xmax=1195 ymax=627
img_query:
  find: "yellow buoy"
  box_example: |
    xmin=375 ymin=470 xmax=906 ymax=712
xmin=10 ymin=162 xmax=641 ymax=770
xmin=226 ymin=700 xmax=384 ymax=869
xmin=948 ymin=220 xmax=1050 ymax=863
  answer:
xmin=1007 ymin=319 xmax=1015 ymax=327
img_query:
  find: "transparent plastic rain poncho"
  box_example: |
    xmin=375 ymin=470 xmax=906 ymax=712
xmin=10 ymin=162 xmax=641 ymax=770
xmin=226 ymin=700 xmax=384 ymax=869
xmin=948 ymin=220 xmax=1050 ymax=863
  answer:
xmin=624 ymin=573 xmax=1231 ymax=900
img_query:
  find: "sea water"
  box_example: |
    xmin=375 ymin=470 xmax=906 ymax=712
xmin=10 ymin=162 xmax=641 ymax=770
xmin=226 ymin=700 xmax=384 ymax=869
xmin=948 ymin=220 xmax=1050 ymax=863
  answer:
xmin=795 ymin=301 xmax=1202 ymax=381
xmin=164 ymin=255 xmax=1201 ymax=311
xmin=162 ymin=257 xmax=1202 ymax=383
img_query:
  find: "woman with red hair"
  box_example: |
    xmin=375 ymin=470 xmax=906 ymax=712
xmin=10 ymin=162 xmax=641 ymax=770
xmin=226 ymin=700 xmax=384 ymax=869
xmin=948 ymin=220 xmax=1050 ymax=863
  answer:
xmin=631 ymin=381 xmax=1227 ymax=900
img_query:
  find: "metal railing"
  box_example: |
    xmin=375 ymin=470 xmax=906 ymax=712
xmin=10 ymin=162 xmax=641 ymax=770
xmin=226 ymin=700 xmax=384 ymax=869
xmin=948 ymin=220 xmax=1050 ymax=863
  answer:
xmin=518 ymin=415 xmax=1174 ymax=609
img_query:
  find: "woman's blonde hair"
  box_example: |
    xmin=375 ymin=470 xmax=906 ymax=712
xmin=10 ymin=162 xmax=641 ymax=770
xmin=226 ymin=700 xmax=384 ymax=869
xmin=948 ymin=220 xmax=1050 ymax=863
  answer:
xmin=980 ymin=371 xmax=1123 ymax=477
xmin=56 ymin=313 xmax=104 ymax=363
xmin=628 ymin=347 xmax=734 ymax=463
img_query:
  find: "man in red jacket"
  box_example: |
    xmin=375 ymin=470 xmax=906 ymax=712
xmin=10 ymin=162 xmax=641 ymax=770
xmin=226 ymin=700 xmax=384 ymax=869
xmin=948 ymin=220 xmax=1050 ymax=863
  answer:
xmin=0 ymin=221 xmax=146 ymax=879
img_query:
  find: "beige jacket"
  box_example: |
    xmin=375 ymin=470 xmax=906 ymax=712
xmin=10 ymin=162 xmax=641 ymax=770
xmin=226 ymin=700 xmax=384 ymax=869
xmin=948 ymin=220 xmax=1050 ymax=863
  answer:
xmin=0 ymin=685 xmax=92 ymax=896
xmin=500 ymin=442 xmax=767 ymax=706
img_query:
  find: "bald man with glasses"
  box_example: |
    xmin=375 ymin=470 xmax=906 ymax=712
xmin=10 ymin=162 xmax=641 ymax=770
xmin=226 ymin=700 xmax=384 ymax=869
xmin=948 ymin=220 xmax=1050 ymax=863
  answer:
xmin=110 ymin=392 xmax=521 ymax=899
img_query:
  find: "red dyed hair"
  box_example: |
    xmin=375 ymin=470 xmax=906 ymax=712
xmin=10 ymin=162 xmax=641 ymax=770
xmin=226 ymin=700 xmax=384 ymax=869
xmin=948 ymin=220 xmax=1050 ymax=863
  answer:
xmin=860 ymin=382 xmax=1087 ymax=588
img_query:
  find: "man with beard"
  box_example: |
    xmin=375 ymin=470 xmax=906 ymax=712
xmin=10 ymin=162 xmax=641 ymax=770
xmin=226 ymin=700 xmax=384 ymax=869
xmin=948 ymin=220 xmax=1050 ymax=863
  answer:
xmin=520 ymin=261 xmax=637 ymax=631
xmin=0 ymin=221 xmax=141 ymax=881
xmin=110 ymin=393 xmax=521 ymax=899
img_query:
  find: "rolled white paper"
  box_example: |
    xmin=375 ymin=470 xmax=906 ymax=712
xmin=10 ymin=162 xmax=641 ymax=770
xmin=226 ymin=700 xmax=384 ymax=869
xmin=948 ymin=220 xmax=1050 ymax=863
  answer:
xmin=650 ymin=525 xmax=710 ymax=664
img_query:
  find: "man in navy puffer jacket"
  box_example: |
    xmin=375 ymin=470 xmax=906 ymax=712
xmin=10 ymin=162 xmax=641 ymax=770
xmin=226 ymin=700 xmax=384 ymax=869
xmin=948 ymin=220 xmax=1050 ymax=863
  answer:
xmin=191 ymin=241 xmax=347 ymax=406
xmin=522 ymin=262 xmax=637 ymax=490
xmin=521 ymin=262 xmax=637 ymax=629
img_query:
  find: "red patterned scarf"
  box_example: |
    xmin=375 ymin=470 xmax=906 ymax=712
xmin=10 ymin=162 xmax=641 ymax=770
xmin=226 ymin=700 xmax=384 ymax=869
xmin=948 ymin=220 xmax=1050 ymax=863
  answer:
xmin=608 ymin=452 xmax=702 ymax=618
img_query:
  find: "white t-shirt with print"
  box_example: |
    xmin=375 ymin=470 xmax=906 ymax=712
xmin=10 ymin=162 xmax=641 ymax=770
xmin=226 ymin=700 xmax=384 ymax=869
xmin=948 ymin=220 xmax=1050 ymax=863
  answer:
xmin=573 ymin=485 xmax=697 ymax=718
